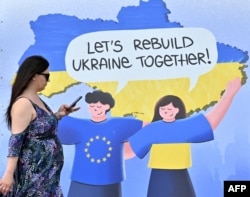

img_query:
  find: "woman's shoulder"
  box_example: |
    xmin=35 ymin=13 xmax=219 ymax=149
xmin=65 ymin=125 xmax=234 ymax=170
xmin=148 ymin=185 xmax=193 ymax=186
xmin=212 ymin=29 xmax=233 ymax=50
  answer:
xmin=15 ymin=96 xmax=33 ymax=105
xmin=12 ymin=97 xmax=34 ymax=111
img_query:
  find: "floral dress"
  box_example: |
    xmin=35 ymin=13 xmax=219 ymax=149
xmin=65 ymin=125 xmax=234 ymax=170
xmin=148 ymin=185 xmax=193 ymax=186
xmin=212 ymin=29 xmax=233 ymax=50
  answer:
xmin=6 ymin=99 xmax=64 ymax=197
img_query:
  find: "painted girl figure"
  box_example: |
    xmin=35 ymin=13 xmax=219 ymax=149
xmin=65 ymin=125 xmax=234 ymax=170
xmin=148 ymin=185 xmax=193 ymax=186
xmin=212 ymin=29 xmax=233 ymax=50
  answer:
xmin=129 ymin=77 xmax=242 ymax=197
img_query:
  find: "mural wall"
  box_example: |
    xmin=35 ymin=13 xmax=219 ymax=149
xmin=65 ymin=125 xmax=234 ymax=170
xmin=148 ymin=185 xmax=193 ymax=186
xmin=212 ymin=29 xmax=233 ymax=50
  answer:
xmin=0 ymin=0 xmax=250 ymax=196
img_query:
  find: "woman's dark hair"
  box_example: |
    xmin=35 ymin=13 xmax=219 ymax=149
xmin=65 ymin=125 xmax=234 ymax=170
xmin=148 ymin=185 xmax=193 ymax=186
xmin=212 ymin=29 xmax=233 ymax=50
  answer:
xmin=151 ymin=95 xmax=186 ymax=122
xmin=5 ymin=55 xmax=49 ymax=128
xmin=85 ymin=90 xmax=115 ymax=113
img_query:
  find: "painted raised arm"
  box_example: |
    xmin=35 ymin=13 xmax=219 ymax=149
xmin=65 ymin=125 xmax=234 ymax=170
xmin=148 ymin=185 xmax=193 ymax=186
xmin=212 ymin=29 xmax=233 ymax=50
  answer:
xmin=205 ymin=77 xmax=242 ymax=130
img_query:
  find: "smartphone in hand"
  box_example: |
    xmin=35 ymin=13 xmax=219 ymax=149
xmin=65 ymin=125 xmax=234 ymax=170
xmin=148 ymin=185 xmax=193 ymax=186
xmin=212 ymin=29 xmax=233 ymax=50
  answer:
xmin=69 ymin=96 xmax=82 ymax=109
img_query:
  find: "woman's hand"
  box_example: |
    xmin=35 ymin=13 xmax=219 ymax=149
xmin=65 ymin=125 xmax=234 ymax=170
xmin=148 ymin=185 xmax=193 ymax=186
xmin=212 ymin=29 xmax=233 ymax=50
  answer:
xmin=55 ymin=104 xmax=80 ymax=120
xmin=0 ymin=173 xmax=14 ymax=196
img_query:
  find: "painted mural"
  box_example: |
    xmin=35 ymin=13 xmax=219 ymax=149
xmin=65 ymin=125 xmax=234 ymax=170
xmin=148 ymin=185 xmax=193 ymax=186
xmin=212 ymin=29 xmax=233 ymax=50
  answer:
xmin=0 ymin=0 xmax=250 ymax=196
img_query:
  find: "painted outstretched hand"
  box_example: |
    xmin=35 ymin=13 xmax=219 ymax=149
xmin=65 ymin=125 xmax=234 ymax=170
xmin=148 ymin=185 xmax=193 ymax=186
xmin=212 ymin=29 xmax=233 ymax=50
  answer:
xmin=206 ymin=77 xmax=242 ymax=130
xmin=224 ymin=77 xmax=242 ymax=98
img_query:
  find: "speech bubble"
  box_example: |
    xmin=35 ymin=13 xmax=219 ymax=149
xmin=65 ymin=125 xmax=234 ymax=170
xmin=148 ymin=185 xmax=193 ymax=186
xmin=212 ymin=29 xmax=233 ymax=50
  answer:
xmin=65 ymin=28 xmax=217 ymax=92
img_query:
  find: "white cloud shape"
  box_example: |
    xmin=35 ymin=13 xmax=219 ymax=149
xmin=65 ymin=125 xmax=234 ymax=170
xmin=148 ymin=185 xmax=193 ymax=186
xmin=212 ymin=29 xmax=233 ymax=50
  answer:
xmin=65 ymin=28 xmax=217 ymax=92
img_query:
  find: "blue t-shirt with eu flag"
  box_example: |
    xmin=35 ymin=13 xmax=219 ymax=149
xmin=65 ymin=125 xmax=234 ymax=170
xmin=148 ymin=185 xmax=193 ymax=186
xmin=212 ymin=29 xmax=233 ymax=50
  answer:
xmin=58 ymin=116 xmax=143 ymax=185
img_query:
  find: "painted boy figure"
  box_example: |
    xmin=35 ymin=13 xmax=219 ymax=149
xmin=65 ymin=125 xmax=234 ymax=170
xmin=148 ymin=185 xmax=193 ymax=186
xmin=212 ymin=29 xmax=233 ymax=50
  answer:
xmin=58 ymin=90 xmax=143 ymax=197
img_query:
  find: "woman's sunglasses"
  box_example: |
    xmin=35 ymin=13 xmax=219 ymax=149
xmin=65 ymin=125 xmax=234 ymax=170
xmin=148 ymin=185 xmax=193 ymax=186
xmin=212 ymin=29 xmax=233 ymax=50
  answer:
xmin=37 ymin=73 xmax=50 ymax=81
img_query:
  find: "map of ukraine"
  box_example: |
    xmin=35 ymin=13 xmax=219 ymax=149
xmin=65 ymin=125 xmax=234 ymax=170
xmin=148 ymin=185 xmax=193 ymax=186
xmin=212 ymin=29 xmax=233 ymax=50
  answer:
xmin=18 ymin=0 xmax=248 ymax=121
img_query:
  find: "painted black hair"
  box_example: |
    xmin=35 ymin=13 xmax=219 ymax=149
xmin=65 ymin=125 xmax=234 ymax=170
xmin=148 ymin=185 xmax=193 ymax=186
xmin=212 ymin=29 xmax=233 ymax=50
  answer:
xmin=151 ymin=95 xmax=186 ymax=122
xmin=85 ymin=90 xmax=115 ymax=113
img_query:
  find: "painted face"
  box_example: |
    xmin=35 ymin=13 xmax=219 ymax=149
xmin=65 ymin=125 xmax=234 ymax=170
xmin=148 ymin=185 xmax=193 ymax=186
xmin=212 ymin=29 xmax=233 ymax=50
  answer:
xmin=159 ymin=102 xmax=179 ymax=122
xmin=88 ymin=101 xmax=110 ymax=121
